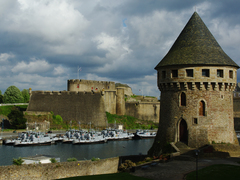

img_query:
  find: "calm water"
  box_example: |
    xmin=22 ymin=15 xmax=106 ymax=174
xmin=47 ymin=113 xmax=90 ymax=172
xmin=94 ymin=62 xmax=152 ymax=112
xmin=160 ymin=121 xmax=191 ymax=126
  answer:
xmin=0 ymin=139 xmax=154 ymax=166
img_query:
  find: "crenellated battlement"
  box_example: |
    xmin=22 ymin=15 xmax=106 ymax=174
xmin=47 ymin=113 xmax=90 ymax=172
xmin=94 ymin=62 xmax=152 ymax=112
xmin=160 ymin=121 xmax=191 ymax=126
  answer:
xmin=68 ymin=79 xmax=115 ymax=85
xmin=159 ymin=82 xmax=236 ymax=92
xmin=68 ymin=79 xmax=116 ymax=92
xmin=32 ymin=90 xmax=101 ymax=96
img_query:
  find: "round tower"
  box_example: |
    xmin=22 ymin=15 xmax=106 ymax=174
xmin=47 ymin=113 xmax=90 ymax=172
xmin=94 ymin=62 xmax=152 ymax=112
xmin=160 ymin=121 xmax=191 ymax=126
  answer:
xmin=149 ymin=12 xmax=239 ymax=156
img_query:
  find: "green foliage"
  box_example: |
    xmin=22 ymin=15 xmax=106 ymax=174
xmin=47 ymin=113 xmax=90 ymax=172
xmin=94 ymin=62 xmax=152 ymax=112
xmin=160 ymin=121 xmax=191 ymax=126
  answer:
xmin=67 ymin=157 xmax=77 ymax=162
xmin=91 ymin=157 xmax=100 ymax=161
xmin=13 ymin=157 xmax=24 ymax=165
xmin=7 ymin=106 xmax=27 ymax=129
xmin=21 ymin=89 xmax=30 ymax=103
xmin=3 ymin=86 xmax=24 ymax=103
xmin=106 ymin=112 xmax=158 ymax=129
xmin=119 ymin=160 xmax=136 ymax=171
xmin=50 ymin=158 xmax=57 ymax=163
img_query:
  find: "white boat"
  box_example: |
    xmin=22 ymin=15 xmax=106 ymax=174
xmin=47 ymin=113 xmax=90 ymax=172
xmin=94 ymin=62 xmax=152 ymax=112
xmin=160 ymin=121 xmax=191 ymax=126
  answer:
xmin=134 ymin=130 xmax=156 ymax=139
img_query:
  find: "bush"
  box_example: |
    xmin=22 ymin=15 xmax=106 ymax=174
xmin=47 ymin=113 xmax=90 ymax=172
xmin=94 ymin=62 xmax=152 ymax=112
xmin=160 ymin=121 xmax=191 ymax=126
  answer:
xmin=91 ymin=157 xmax=100 ymax=161
xmin=67 ymin=157 xmax=77 ymax=162
xmin=50 ymin=158 xmax=57 ymax=163
xmin=13 ymin=157 xmax=24 ymax=165
xmin=119 ymin=160 xmax=136 ymax=171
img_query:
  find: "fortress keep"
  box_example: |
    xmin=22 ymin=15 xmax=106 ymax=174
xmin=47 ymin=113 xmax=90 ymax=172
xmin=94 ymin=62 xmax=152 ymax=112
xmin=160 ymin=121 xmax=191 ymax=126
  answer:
xmin=149 ymin=12 xmax=239 ymax=156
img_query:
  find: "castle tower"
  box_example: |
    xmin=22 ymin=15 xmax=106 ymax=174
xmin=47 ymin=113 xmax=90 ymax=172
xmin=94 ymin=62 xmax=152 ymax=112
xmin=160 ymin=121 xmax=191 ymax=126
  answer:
xmin=148 ymin=12 xmax=239 ymax=156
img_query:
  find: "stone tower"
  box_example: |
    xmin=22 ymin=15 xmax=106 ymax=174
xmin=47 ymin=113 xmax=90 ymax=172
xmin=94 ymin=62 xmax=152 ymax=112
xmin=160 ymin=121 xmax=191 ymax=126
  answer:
xmin=148 ymin=12 xmax=239 ymax=156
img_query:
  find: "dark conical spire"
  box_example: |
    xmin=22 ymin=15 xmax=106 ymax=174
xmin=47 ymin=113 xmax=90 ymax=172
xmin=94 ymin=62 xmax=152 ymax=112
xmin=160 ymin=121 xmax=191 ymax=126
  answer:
xmin=155 ymin=12 xmax=239 ymax=69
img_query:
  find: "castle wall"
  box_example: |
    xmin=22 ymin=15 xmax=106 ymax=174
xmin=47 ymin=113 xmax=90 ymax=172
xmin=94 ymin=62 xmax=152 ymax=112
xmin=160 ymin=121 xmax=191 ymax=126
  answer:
xmin=116 ymin=88 xmax=125 ymax=115
xmin=68 ymin=79 xmax=115 ymax=92
xmin=27 ymin=91 xmax=107 ymax=127
xmin=103 ymin=90 xmax=117 ymax=114
xmin=125 ymin=102 xmax=160 ymax=123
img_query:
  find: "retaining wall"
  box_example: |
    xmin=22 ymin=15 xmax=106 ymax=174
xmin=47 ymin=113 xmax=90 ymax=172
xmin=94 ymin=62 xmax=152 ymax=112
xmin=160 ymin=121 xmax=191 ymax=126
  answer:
xmin=0 ymin=157 xmax=119 ymax=180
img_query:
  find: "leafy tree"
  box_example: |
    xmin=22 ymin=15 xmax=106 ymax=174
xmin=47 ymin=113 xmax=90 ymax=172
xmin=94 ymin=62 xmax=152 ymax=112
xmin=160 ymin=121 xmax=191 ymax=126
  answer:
xmin=21 ymin=89 xmax=30 ymax=103
xmin=7 ymin=106 xmax=27 ymax=129
xmin=0 ymin=90 xmax=3 ymax=103
xmin=3 ymin=86 xmax=24 ymax=103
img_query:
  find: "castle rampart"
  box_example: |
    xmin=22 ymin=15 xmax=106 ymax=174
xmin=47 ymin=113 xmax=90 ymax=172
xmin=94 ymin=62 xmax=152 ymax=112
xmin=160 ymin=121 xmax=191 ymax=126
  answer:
xmin=27 ymin=90 xmax=107 ymax=127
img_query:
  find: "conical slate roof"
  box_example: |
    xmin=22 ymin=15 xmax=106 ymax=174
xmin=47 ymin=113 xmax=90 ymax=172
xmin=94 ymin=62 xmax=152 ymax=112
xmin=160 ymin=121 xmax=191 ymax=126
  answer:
xmin=155 ymin=12 xmax=239 ymax=69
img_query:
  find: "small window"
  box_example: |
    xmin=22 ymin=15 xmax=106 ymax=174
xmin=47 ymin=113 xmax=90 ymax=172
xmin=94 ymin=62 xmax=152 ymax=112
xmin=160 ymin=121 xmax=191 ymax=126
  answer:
xmin=202 ymin=69 xmax=209 ymax=77
xmin=199 ymin=100 xmax=206 ymax=116
xmin=229 ymin=70 xmax=233 ymax=79
xmin=172 ymin=70 xmax=178 ymax=78
xmin=217 ymin=69 xmax=223 ymax=78
xmin=193 ymin=118 xmax=198 ymax=125
xmin=162 ymin=71 xmax=166 ymax=79
xmin=186 ymin=69 xmax=193 ymax=77
xmin=180 ymin=92 xmax=186 ymax=106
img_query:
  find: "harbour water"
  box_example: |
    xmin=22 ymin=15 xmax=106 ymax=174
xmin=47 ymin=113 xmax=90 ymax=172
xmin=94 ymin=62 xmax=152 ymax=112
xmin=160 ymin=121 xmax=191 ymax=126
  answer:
xmin=0 ymin=139 xmax=154 ymax=166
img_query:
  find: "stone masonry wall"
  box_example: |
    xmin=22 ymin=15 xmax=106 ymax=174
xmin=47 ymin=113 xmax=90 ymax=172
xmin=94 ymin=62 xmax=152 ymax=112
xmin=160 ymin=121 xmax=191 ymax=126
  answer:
xmin=27 ymin=91 xmax=107 ymax=127
xmin=0 ymin=157 xmax=119 ymax=180
xmin=125 ymin=102 xmax=160 ymax=123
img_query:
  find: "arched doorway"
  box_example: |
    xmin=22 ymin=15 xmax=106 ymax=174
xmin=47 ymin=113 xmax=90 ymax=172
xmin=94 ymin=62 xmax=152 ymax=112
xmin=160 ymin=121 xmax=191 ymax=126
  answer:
xmin=179 ymin=119 xmax=188 ymax=144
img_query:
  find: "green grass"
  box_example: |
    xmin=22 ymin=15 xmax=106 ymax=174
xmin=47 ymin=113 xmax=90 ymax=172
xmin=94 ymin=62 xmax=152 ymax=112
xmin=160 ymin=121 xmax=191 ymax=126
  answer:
xmin=59 ymin=172 xmax=151 ymax=180
xmin=186 ymin=164 xmax=240 ymax=180
xmin=106 ymin=112 xmax=158 ymax=129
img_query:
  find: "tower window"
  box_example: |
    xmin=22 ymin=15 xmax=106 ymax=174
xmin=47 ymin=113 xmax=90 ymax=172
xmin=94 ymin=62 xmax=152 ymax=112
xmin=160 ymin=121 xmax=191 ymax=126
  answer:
xmin=193 ymin=118 xmax=198 ymax=125
xmin=180 ymin=92 xmax=186 ymax=106
xmin=229 ymin=70 xmax=233 ymax=79
xmin=172 ymin=70 xmax=178 ymax=78
xmin=217 ymin=69 xmax=223 ymax=78
xmin=199 ymin=100 xmax=206 ymax=116
xmin=202 ymin=69 xmax=209 ymax=77
xmin=162 ymin=71 xmax=166 ymax=79
xmin=186 ymin=69 xmax=193 ymax=77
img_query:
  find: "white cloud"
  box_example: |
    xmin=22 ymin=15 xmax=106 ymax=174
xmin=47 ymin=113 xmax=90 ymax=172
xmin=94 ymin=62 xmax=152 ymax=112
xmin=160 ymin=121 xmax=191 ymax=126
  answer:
xmin=0 ymin=53 xmax=14 ymax=62
xmin=11 ymin=58 xmax=51 ymax=73
xmin=53 ymin=66 xmax=66 ymax=75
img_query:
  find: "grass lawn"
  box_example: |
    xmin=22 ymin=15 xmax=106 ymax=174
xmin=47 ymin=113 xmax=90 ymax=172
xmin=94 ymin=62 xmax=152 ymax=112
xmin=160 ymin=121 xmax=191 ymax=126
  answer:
xmin=59 ymin=172 xmax=151 ymax=180
xmin=186 ymin=164 xmax=240 ymax=180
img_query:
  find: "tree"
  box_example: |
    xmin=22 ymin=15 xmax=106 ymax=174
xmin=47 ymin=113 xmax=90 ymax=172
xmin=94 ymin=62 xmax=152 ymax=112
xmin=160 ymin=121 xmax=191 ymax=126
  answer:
xmin=0 ymin=90 xmax=3 ymax=103
xmin=3 ymin=86 xmax=24 ymax=103
xmin=21 ymin=89 xmax=30 ymax=103
xmin=7 ymin=106 xmax=26 ymax=129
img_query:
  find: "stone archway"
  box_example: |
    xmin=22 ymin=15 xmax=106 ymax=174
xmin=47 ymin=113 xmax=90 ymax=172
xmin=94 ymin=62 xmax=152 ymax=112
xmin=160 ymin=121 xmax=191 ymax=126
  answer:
xmin=179 ymin=119 xmax=188 ymax=144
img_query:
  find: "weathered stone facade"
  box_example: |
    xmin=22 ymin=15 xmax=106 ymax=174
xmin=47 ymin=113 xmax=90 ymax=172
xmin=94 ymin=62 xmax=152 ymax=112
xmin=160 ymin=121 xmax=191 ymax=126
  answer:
xmin=149 ymin=12 xmax=239 ymax=156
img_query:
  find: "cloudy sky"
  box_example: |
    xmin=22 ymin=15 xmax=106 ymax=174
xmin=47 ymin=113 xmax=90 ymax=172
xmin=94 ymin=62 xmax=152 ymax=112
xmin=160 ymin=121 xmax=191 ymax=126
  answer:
xmin=0 ymin=0 xmax=239 ymax=97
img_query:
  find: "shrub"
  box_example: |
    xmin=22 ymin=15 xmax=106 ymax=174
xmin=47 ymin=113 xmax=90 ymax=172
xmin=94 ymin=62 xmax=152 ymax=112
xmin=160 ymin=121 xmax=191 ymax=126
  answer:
xmin=13 ymin=157 xmax=24 ymax=165
xmin=67 ymin=157 xmax=77 ymax=162
xmin=91 ymin=157 xmax=100 ymax=161
xmin=119 ymin=160 xmax=136 ymax=171
xmin=50 ymin=158 xmax=57 ymax=163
